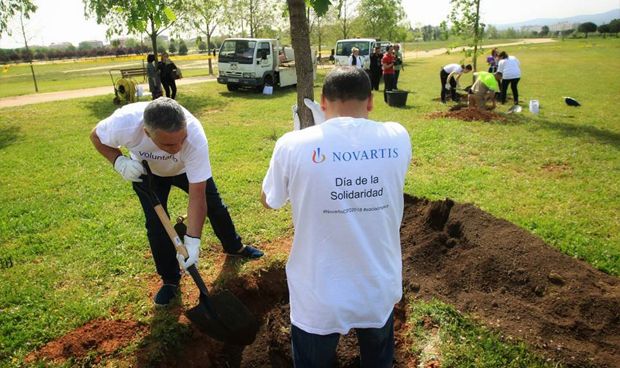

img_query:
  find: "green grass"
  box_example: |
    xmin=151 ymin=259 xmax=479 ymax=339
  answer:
xmin=0 ymin=54 xmax=217 ymax=98
xmin=0 ymin=38 xmax=618 ymax=366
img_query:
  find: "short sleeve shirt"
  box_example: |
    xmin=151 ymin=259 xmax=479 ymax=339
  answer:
xmin=382 ymin=53 xmax=395 ymax=74
xmin=262 ymin=117 xmax=412 ymax=335
xmin=95 ymin=102 xmax=212 ymax=183
xmin=443 ymin=63 xmax=463 ymax=74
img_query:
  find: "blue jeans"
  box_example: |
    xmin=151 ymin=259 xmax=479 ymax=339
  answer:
xmin=291 ymin=311 xmax=394 ymax=368
xmin=133 ymin=174 xmax=243 ymax=284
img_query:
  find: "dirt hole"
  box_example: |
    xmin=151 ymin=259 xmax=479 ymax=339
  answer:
xmin=27 ymin=195 xmax=619 ymax=367
xmin=429 ymin=106 xmax=507 ymax=122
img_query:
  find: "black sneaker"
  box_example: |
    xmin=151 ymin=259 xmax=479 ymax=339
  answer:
xmin=226 ymin=245 xmax=264 ymax=259
xmin=154 ymin=283 xmax=179 ymax=306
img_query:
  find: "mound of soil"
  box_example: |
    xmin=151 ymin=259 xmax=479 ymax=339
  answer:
xmin=429 ymin=105 xmax=506 ymax=122
xmin=25 ymin=319 xmax=147 ymax=364
xmin=401 ymin=195 xmax=620 ymax=368
xmin=26 ymin=197 xmax=619 ymax=367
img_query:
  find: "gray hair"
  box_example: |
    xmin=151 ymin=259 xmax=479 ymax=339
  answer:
xmin=143 ymin=97 xmax=187 ymax=132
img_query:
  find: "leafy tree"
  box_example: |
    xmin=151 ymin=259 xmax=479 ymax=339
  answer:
xmin=184 ymin=0 xmax=226 ymax=75
xmin=178 ymin=39 xmax=188 ymax=55
xmin=485 ymin=24 xmax=498 ymax=39
xmin=608 ymin=19 xmax=620 ymax=35
xmin=598 ymin=23 xmax=610 ymax=38
xmin=578 ymin=22 xmax=597 ymax=38
xmin=540 ymin=25 xmax=549 ymax=36
xmin=358 ymin=0 xmax=406 ymax=41
xmin=0 ymin=0 xmax=36 ymax=37
xmin=83 ymin=0 xmax=188 ymax=61
xmin=448 ymin=0 xmax=483 ymax=74
xmin=198 ymin=40 xmax=207 ymax=52
xmin=336 ymin=0 xmax=358 ymax=39
xmin=169 ymin=38 xmax=177 ymax=53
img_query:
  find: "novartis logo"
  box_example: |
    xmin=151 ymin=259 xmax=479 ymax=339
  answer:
xmin=312 ymin=147 xmax=326 ymax=163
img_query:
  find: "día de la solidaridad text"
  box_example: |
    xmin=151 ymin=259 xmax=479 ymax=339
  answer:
xmin=330 ymin=175 xmax=384 ymax=200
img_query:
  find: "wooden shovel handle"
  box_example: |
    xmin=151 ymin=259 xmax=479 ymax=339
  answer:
xmin=153 ymin=204 xmax=189 ymax=259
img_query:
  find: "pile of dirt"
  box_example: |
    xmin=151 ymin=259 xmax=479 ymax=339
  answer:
xmin=401 ymin=195 xmax=620 ymax=368
xmin=25 ymin=319 xmax=147 ymax=364
xmin=26 ymin=197 xmax=619 ymax=367
xmin=429 ymin=105 xmax=506 ymax=122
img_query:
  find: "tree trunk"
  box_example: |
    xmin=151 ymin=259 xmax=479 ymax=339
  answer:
xmin=287 ymin=0 xmax=315 ymax=128
xmin=472 ymin=0 xmax=481 ymax=82
xmin=207 ymin=33 xmax=214 ymax=75
xmin=149 ymin=15 xmax=159 ymax=61
xmin=19 ymin=11 xmax=38 ymax=92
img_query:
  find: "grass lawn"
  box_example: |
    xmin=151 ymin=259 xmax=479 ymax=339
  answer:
xmin=0 ymin=38 xmax=618 ymax=366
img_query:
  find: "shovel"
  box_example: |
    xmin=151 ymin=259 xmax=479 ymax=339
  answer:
xmin=136 ymin=160 xmax=259 ymax=346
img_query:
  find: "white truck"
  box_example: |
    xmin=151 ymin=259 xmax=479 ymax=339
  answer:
xmin=217 ymin=38 xmax=305 ymax=92
xmin=334 ymin=38 xmax=376 ymax=70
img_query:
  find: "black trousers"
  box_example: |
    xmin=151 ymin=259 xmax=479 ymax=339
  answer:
xmin=500 ymin=78 xmax=520 ymax=104
xmin=370 ymin=69 xmax=382 ymax=91
xmin=162 ymin=79 xmax=177 ymax=99
xmin=383 ymin=73 xmax=396 ymax=102
xmin=394 ymin=69 xmax=401 ymax=89
xmin=440 ymin=69 xmax=458 ymax=102
xmin=133 ymin=175 xmax=242 ymax=284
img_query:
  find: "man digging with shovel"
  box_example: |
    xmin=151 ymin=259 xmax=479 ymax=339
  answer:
xmin=261 ymin=67 xmax=412 ymax=367
xmin=90 ymin=97 xmax=263 ymax=307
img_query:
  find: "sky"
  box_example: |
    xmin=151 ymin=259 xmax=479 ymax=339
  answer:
xmin=1 ymin=0 xmax=619 ymax=49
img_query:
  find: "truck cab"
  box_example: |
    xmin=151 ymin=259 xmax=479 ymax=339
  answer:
xmin=217 ymin=38 xmax=299 ymax=92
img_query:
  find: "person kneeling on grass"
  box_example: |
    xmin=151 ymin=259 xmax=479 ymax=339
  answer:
xmin=90 ymin=98 xmax=263 ymax=306
xmin=468 ymin=71 xmax=502 ymax=111
xmin=261 ymin=66 xmax=412 ymax=367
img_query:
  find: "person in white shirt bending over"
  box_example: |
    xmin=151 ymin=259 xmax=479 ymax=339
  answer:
xmin=348 ymin=47 xmax=364 ymax=69
xmin=440 ymin=63 xmax=473 ymax=103
xmin=90 ymin=98 xmax=264 ymax=307
xmin=497 ymin=51 xmax=521 ymax=105
xmin=261 ymin=66 xmax=412 ymax=367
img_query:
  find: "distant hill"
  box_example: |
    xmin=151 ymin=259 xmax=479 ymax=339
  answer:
xmin=492 ymin=8 xmax=620 ymax=30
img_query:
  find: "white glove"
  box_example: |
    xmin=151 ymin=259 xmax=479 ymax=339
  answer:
xmin=444 ymin=83 xmax=451 ymax=90
xmin=177 ymin=235 xmax=200 ymax=270
xmin=114 ymin=156 xmax=145 ymax=182
xmin=292 ymin=98 xmax=326 ymax=130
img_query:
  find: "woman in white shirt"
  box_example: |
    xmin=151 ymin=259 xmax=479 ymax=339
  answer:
xmin=348 ymin=47 xmax=364 ymax=69
xmin=497 ymin=51 xmax=521 ymax=105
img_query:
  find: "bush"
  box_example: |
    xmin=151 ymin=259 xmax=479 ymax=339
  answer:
xmin=179 ymin=41 xmax=188 ymax=55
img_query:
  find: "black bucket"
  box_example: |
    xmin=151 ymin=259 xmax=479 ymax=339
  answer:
xmin=386 ymin=90 xmax=409 ymax=107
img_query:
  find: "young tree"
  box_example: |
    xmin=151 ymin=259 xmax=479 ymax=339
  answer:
xmin=358 ymin=0 xmax=406 ymax=41
xmin=448 ymin=0 xmax=483 ymax=76
xmin=578 ymin=22 xmax=597 ymax=38
xmin=336 ymin=0 xmax=358 ymax=39
xmin=83 ymin=0 xmax=188 ymax=61
xmin=15 ymin=4 xmax=38 ymax=92
xmin=185 ymin=0 xmax=225 ymax=75
xmin=0 ymin=0 xmax=36 ymax=37
xmin=178 ymin=39 xmax=188 ymax=55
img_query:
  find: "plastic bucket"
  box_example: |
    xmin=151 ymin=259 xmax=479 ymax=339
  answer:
xmin=263 ymin=85 xmax=273 ymax=95
xmin=386 ymin=90 xmax=409 ymax=107
xmin=529 ymin=99 xmax=539 ymax=114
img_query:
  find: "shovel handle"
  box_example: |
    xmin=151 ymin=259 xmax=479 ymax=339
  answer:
xmin=153 ymin=204 xmax=189 ymax=260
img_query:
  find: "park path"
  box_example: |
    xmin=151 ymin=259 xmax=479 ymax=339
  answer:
xmin=0 ymin=76 xmax=217 ymax=109
xmin=0 ymin=38 xmax=555 ymax=109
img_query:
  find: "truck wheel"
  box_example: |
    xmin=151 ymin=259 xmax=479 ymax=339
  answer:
xmin=227 ymin=83 xmax=239 ymax=91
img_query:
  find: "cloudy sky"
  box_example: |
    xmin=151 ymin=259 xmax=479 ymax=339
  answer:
xmin=0 ymin=0 xmax=618 ymax=48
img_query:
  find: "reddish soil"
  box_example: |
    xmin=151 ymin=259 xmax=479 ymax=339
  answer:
xmin=26 ymin=196 xmax=619 ymax=367
xmin=429 ymin=104 xmax=507 ymax=122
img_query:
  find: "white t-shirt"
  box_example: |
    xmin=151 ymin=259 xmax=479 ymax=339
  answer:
xmin=95 ymin=102 xmax=212 ymax=183
xmin=497 ymin=56 xmax=521 ymax=79
xmin=443 ymin=63 xmax=463 ymax=74
xmin=262 ymin=117 xmax=412 ymax=335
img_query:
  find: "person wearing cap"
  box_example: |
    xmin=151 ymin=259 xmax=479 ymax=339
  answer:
xmin=468 ymin=71 xmax=502 ymax=110
xmin=440 ymin=63 xmax=473 ymax=103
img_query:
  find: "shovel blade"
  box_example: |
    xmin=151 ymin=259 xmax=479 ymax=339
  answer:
xmin=186 ymin=291 xmax=259 ymax=346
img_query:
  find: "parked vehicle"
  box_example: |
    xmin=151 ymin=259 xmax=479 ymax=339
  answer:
xmin=217 ymin=38 xmax=313 ymax=92
xmin=334 ymin=38 xmax=376 ymax=69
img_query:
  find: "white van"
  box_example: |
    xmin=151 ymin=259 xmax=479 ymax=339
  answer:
xmin=334 ymin=38 xmax=376 ymax=69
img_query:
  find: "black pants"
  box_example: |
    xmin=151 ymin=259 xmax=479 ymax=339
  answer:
xmin=440 ymin=69 xmax=458 ymax=102
xmin=394 ymin=69 xmax=401 ymax=90
xmin=383 ymin=73 xmax=396 ymax=102
xmin=162 ymin=79 xmax=177 ymax=99
xmin=370 ymin=70 xmax=382 ymax=91
xmin=500 ymin=78 xmax=520 ymax=104
xmin=133 ymin=175 xmax=242 ymax=284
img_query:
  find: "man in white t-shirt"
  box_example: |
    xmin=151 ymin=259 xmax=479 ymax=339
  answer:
xmin=90 ymin=98 xmax=263 ymax=306
xmin=261 ymin=67 xmax=411 ymax=367
xmin=440 ymin=63 xmax=473 ymax=103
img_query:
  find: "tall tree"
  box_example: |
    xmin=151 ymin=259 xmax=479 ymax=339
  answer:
xmin=83 ymin=0 xmax=187 ymax=61
xmin=0 ymin=0 xmax=36 ymax=37
xmin=577 ymin=22 xmax=597 ymax=38
xmin=358 ymin=0 xmax=406 ymax=41
xmin=185 ymin=0 xmax=225 ymax=75
xmin=448 ymin=0 xmax=483 ymax=76
xmin=336 ymin=0 xmax=357 ymax=39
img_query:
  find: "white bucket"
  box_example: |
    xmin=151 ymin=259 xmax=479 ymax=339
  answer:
xmin=529 ymin=99 xmax=539 ymax=114
xmin=263 ymin=85 xmax=273 ymax=95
